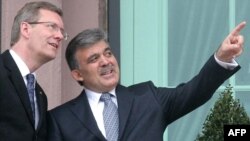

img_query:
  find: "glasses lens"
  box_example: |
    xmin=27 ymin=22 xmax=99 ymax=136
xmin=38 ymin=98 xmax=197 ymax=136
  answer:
xmin=28 ymin=21 xmax=68 ymax=41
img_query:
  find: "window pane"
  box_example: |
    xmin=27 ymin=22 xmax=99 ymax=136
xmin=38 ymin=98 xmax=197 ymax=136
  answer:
xmin=168 ymin=0 xmax=228 ymax=86
xmin=168 ymin=0 xmax=229 ymax=140
xmin=236 ymin=91 xmax=250 ymax=116
xmin=235 ymin=0 xmax=250 ymax=85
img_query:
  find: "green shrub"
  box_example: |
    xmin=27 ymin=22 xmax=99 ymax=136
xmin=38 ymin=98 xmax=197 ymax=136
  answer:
xmin=195 ymin=84 xmax=250 ymax=141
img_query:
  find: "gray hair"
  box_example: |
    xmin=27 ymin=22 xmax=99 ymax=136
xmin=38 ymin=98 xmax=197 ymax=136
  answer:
xmin=65 ymin=28 xmax=108 ymax=71
xmin=10 ymin=1 xmax=63 ymax=46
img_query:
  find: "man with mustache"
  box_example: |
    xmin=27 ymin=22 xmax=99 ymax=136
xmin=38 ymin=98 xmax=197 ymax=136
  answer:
xmin=48 ymin=21 xmax=246 ymax=141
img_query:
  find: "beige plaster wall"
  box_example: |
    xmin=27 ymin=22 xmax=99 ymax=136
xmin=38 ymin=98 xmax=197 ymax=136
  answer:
xmin=60 ymin=0 xmax=100 ymax=108
xmin=1 ymin=0 xmax=100 ymax=109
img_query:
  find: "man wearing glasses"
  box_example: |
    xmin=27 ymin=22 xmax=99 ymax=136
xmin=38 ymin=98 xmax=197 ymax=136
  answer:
xmin=0 ymin=1 xmax=67 ymax=141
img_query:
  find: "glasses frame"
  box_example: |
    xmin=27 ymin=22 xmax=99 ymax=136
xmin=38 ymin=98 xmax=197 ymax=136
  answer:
xmin=27 ymin=21 xmax=68 ymax=41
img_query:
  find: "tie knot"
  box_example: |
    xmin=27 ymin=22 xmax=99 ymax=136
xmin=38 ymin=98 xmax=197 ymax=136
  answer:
xmin=26 ymin=74 xmax=35 ymax=84
xmin=100 ymin=93 xmax=112 ymax=102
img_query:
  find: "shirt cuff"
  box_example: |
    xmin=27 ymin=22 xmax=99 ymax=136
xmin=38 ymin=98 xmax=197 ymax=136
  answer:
xmin=214 ymin=54 xmax=238 ymax=70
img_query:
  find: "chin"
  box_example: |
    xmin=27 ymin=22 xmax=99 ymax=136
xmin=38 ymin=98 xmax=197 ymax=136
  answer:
xmin=47 ymin=53 xmax=57 ymax=60
xmin=105 ymin=83 xmax=117 ymax=91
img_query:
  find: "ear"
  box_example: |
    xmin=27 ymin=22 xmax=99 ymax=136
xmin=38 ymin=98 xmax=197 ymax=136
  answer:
xmin=20 ymin=22 xmax=30 ymax=38
xmin=71 ymin=69 xmax=84 ymax=82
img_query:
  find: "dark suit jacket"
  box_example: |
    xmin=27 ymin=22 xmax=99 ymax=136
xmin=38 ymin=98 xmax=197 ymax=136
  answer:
xmin=47 ymin=55 xmax=240 ymax=141
xmin=0 ymin=50 xmax=48 ymax=141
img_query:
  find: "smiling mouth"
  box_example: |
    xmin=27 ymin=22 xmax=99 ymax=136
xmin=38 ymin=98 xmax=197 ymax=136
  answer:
xmin=100 ymin=65 xmax=114 ymax=76
xmin=101 ymin=70 xmax=113 ymax=76
xmin=49 ymin=43 xmax=58 ymax=49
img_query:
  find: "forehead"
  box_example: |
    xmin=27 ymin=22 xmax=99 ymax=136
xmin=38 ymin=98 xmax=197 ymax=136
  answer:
xmin=38 ymin=9 xmax=64 ymax=27
xmin=75 ymin=41 xmax=109 ymax=57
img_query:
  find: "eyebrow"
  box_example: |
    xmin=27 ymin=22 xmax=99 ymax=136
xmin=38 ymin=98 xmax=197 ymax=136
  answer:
xmin=86 ymin=53 xmax=99 ymax=63
xmin=86 ymin=47 xmax=112 ymax=63
xmin=104 ymin=47 xmax=111 ymax=52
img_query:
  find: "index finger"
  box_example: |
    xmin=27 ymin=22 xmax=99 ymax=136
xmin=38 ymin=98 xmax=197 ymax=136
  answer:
xmin=230 ymin=21 xmax=246 ymax=36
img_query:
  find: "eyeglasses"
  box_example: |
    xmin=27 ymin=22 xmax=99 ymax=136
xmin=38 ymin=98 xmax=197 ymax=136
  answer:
xmin=28 ymin=21 xmax=69 ymax=41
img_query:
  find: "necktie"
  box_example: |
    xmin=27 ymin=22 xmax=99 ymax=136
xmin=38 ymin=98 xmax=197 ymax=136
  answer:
xmin=100 ymin=93 xmax=119 ymax=141
xmin=26 ymin=74 xmax=36 ymax=122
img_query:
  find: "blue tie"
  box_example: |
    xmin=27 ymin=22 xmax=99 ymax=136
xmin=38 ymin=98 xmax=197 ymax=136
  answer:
xmin=26 ymin=74 xmax=35 ymax=121
xmin=100 ymin=93 xmax=119 ymax=141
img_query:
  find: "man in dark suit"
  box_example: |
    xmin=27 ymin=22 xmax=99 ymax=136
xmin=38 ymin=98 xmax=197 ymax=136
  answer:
xmin=0 ymin=1 xmax=67 ymax=141
xmin=48 ymin=21 xmax=246 ymax=141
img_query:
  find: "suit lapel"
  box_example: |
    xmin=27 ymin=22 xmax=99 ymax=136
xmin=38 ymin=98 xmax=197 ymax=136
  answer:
xmin=116 ymin=84 xmax=135 ymax=138
xmin=66 ymin=85 xmax=134 ymax=140
xmin=2 ymin=51 xmax=34 ymax=126
xmin=69 ymin=90 xmax=106 ymax=140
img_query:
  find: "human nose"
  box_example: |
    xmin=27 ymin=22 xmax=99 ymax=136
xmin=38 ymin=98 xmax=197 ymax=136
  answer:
xmin=53 ymin=29 xmax=64 ymax=41
xmin=57 ymin=31 xmax=64 ymax=40
xmin=59 ymin=29 xmax=69 ymax=41
xmin=54 ymin=25 xmax=68 ymax=41
xmin=100 ymin=55 xmax=109 ymax=66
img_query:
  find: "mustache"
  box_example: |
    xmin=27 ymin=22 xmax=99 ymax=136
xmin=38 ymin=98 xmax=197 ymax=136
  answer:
xmin=100 ymin=64 xmax=114 ymax=73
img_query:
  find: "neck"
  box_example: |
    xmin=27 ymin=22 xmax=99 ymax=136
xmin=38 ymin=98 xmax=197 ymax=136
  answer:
xmin=11 ymin=44 xmax=44 ymax=73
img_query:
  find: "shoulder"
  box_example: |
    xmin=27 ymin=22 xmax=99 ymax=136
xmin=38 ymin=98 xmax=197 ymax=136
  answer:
xmin=49 ymin=93 xmax=84 ymax=114
xmin=117 ymin=81 xmax=157 ymax=96
xmin=128 ymin=81 xmax=155 ymax=91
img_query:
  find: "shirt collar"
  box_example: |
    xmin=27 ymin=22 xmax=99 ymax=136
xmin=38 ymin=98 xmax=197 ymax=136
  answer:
xmin=85 ymin=88 xmax=117 ymax=104
xmin=9 ymin=49 xmax=36 ymax=78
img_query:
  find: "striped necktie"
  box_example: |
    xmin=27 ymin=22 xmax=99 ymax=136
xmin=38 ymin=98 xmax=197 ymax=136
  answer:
xmin=26 ymin=73 xmax=39 ymax=129
xmin=26 ymin=73 xmax=35 ymax=120
xmin=100 ymin=93 xmax=119 ymax=141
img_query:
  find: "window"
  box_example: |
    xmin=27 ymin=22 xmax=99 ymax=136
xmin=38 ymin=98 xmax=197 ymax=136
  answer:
xmin=121 ymin=0 xmax=250 ymax=140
